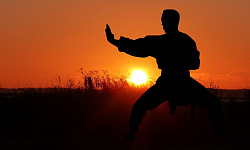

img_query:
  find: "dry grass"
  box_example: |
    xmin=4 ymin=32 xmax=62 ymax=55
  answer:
xmin=0 ymin=70 xmax=250 ymax=149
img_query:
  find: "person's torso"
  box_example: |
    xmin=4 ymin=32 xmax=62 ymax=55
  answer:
xmin=147 ymin=32 xmax=195 ymax=73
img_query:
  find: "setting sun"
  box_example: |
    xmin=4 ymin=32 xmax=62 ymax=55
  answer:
xmin=129 ymin=70 xmax=148 ymax=85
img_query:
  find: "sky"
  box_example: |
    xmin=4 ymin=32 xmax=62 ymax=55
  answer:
xmin=0 ymin=0 xmax=249 ymax=89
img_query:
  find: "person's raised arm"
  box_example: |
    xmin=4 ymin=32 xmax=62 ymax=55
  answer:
xmin=105 ymin=24 xmax=119 ymax=47
xmin=105 ymin=24 xmax=151 ymax=57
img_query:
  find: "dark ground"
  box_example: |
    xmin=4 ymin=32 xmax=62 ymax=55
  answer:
xmin=0 ymin=89 xmax=250 ymax=150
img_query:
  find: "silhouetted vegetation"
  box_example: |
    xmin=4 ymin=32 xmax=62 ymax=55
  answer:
xmin=0 ymin=70 xmax=250 ymax=149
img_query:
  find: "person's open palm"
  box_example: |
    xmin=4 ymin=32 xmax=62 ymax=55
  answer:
xmin=105 ymin=24 xmax=115 ymax=44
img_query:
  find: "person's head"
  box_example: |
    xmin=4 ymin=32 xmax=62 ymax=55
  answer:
xmin=161 ymin=9 xmax=180 ymax=34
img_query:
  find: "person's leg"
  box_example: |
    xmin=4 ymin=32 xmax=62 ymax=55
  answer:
xmin=189 ymin=78 xmax=224 ymax=136
xmin=125 ymin=83 xmax=167 ymax=141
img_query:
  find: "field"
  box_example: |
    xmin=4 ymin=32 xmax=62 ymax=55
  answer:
xmin=0 ymin=73 xmax=250 ymax=149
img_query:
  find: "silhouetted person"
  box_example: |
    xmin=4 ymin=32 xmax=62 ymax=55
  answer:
xmin=105 ymin=9 xmax=224 ymax=141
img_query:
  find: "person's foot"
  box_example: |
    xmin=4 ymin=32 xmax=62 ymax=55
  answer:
xmin=124 ymin=132 xmax=135 ymax=141
xmin=124 ymin=128 xmax=137 ymax=141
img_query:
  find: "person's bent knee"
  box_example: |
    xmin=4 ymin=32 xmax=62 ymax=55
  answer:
xmin=132 ymin=101 xmax=147 ymax=112
xmin=132 ymin=102 xmax=155 ymax=115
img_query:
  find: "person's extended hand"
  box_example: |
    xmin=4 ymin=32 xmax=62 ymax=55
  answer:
xmin=105 ymin=24 xmax=115 ymax=44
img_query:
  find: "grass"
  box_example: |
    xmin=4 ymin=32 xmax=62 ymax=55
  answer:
xmin=0 ymin=70 xmax=250 ymax=149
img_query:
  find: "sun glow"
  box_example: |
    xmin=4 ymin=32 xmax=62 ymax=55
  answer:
xmin=129 ymin=70 xmax=148 ymax=85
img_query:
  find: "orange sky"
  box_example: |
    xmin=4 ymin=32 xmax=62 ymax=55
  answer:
xmin=0 ymin=0 xmax=249 ymax=89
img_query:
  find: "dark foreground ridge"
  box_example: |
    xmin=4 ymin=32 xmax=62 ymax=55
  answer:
xmin=0 ymin=88 xmax=250 ymax=149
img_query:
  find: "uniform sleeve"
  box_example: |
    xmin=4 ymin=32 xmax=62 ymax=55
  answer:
xmin=118 ymin=36 xmax=153 ymax=58
xmin=187 ymin=38 xmax=200 ymax=70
